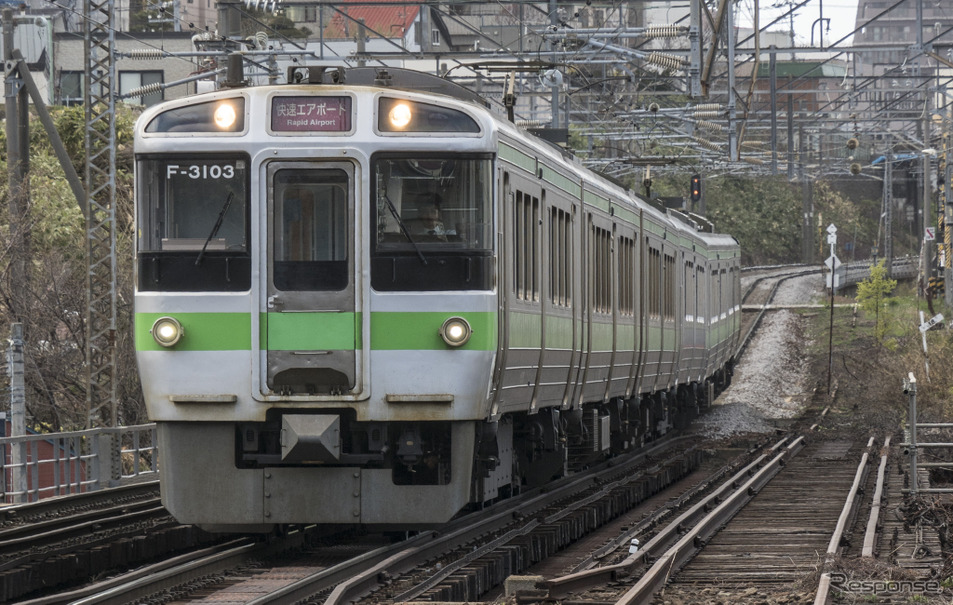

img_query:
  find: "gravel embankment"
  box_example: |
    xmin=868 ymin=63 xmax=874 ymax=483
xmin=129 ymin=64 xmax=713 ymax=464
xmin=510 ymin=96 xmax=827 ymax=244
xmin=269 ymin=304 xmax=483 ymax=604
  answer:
xmin=694 ymin=273 xmax=825 ymax=439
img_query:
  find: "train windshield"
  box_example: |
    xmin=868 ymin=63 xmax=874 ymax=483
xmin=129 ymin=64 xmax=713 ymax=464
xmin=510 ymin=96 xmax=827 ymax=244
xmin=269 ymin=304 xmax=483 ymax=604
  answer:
xmin=136 ymin=154 xmax=250 ymax=291
xmin=371 ymin=154 xmax=493 ymax=291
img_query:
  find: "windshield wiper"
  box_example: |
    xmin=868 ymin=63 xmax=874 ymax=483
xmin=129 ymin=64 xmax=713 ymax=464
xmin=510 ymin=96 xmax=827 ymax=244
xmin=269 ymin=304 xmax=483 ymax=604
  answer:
xmin=195 ymin=191 xmax=234 ymax=267
xmin=382 ymin=193 xmax=427 ymax=265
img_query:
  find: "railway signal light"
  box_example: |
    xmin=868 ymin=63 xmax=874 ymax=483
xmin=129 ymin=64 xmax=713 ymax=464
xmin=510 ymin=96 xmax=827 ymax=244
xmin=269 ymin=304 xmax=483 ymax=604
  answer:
xmin=690 ymin=174 xmax=701 ymax=202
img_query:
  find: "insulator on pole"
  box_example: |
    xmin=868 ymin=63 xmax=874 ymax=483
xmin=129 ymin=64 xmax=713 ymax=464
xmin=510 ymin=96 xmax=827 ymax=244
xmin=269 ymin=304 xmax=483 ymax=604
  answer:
xmin=742 ymin=156 xmax=765 ymax=165
xmin=696 ymin=119 xmax=724 ymax=132
xmin=126 ymin=48 xmax=167 ymax=59
xmin=644 ymin=25 xmax=686 ymax=38
xmin=126 ymin=82 xmax=163 ymax=97
xmin=646 ymin=52 xmax=686 ymax=70
xmin=692 ymin=136 xmax=722 ymax=152
xmin=693 ymin=103 xmax=723 ymax=118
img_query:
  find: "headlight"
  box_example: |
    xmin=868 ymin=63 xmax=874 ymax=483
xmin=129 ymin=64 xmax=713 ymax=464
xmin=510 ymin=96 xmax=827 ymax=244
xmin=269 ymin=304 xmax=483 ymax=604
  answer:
xmin=151 ymin=316 xmax=184 ymax=347
xmin=388 ymin=102 xmax=412 ymax=129
xmin=214 ymin=102 xmax=238 ymax=130
xmin=440 ymin=316 xmax=472 ymax=347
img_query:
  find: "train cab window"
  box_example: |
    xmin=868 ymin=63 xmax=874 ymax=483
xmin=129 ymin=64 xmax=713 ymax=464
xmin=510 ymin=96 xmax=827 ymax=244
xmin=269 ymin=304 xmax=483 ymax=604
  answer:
xmin=136 ymin=154 xmax=250 ymax=291
xmin=273 ymin=169 xmax=349 ymax=291
xmin=371 ymin=154 xmax=493 ymax=291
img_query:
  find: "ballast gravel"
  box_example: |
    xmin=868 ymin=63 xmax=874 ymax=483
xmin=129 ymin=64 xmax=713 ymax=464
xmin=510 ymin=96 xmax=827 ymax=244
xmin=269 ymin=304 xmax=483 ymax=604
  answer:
xmin=693 ymin=273 xmax=825 ymax=439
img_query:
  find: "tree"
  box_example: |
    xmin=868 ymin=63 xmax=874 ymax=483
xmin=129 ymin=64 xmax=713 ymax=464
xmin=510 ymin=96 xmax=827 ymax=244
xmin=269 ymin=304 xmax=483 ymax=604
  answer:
xmin=0 ymin=104 xmax=142 ymax=431
xmin=812 ymin=181 xmax=879 ymax=261
xmin=856 ymin=259 xmax=897 ymax=344
xmin=703 ymin=174 xmax=802 ymax=265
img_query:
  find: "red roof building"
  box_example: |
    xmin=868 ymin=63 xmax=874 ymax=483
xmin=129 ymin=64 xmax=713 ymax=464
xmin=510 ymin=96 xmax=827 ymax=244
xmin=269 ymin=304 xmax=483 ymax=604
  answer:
xmin=323 ymin=0 xmax=421 ymax=41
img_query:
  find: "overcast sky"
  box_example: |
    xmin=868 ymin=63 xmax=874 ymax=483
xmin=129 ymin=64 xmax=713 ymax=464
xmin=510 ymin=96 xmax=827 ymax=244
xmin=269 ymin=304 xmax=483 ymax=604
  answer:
xmin=737 ymin=0 xmax=860 ymax=47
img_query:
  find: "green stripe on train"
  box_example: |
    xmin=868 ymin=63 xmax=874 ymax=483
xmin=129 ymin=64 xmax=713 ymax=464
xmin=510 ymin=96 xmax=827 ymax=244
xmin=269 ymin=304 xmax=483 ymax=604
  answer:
xmin=136 ymin=311 xmax=497 ymax=351
xmin=264 ymin=312 xmax=359 ymax=350
xmin=370 ymin=311 xmax=496 ymax=350
xmin=135 ymin=312 xmax=252 ymax=351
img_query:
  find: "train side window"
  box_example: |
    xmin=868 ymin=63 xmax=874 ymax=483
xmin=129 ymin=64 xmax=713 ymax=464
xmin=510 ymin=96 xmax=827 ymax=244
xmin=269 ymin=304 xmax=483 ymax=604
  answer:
xmin=718 ymin=269 xmax=726 ymax=319
xmin=619 ymin=235 xmax=635 ymax=316
xmin=684 ymin=260 xmax=695 ymax=322
xmin=590 ymin=225 xmax=611 ymax=314
xmin=647 ymin=245 xmax=661 ymax=319
xmin=549 ymin=207 xmax=572 ymax=308
xmin=515 ymin=189 xmax=540 ymax=302
xmin=663 ymin=253 xmax=675 ymax=321
xmin=696 ymin=265 xmax=706 ymax=324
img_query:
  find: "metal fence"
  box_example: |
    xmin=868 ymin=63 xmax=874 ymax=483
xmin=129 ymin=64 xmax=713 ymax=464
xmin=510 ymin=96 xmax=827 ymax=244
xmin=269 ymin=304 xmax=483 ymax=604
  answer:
xmin=0 ymin=422 xmax=157 ymax=504
xmin=902 ymin=373 xmax=953 ymax=496
xmin=833 ymin=255 xmax=919 ymax=291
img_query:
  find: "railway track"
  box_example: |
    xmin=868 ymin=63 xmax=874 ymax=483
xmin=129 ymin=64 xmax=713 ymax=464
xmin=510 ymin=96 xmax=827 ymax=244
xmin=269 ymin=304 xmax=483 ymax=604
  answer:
xmin=512 ymin=434 xmax=878 ymax=604
xmin=738 ymin=266 xmax=822 ymax=360
xmin=652 ymin=436 xmax=872 ymax=602
xmin=29 ymin=437 xmax=711 ymax=604
xmin=0 ymin=482 xmax=228 ymax=603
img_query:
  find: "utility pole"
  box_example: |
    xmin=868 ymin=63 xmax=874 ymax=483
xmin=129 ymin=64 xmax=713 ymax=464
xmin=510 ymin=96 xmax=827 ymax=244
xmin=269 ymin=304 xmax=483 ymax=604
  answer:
xmin=688 ymin=0 xmax=701 ymax=98
xmin=7 ymin=323 xmax=26 ymax=502
xmin=549 ymin=0 xmax=559 ymax=129
xmin=84 ymin=0 xmax=118 ymax=430
xmin=3 ymin=8 xmax=30 ymax=320
xmin=769 ymin=48 xmax=778 ymax=175
xmin=799 ymin=125 xmax=813 ymax=264
xmin=725 ymin=0 xmax=737 ymax=160
xmin=945 ymin=90 xmax=953 ymax=307
xmin=923 ymin=138 xmax=933 ymax=280
xmin=884 ymin=154 xmax=894 ymax=278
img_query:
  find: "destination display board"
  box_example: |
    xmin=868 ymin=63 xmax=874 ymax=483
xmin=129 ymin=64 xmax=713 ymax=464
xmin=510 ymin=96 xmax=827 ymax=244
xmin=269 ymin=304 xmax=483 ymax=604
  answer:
xmin=271 ymin=96 xmax=352 ymax=132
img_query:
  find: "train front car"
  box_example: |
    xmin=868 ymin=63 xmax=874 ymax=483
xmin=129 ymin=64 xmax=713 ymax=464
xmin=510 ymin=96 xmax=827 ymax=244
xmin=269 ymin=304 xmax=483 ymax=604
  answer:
xmin=134 ymin=72 xmax=499 ymax=531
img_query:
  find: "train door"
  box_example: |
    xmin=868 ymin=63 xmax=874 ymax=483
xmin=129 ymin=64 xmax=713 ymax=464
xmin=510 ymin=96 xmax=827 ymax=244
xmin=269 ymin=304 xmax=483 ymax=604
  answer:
xmin=262 ymin=161 xmax=362 ymax=396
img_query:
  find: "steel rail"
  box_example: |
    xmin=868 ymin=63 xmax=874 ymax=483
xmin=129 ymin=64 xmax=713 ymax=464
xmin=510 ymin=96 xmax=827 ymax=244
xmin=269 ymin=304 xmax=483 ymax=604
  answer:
xmin=813 ymin=437 xmax=878 ymax=605
xmin=614 ymin=435 xmax=807 ymax=605
xmin=390 ymin=446 xmax=699 ymax=602
xmin=0 ymin=500 xmax=165 ymax=553
xmin=740 ymin=264 xmax=815 ymax=302
xmin=245 ymin=436 xmax=689 ymax=605
xmin=565 ymin=453 xmax=746 ymax=574
xmin=826 ymin=437 xmax=874 ymax=556
xmin=0 ymin=503 xmax=170 ymax=573
xmin=863 ymin=436 xmax=891 ymax=557
xmin=737 ymin=267 xmax=822 ymax=361
xmin=17 ymin=539 xmax=257 ymax=605
xmin=0 ymin=480 xmax=159 ymax=525
xmin=387 ymin=521 xmax=542 ymax=603
xmin=541 ymin=435 xmax=794 ymax=599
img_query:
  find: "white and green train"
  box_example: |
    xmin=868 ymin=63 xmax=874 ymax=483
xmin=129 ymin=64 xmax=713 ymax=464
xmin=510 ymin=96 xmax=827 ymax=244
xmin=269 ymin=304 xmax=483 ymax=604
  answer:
xmin=134 ymin=67 xmax=740 ymax=532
